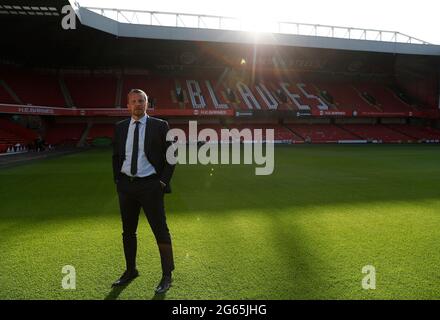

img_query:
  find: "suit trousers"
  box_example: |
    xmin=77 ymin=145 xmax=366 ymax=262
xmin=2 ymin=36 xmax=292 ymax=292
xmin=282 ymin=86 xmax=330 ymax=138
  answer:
xmin=116 ymin=174 xmax=174 ymax=275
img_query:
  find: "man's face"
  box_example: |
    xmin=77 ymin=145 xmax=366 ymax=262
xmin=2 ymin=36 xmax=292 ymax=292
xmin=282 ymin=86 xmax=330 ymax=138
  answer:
xmin=127 ymin=92 xmax=147 ymax=118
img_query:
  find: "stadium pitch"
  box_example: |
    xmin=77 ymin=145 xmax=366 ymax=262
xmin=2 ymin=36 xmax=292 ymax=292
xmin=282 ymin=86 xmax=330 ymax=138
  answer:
xmin=1 ymin=145 xmax=440 ymax=300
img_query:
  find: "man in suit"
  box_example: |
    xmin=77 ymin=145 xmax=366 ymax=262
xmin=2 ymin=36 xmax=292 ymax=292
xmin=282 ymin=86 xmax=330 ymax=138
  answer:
xmin=112 ymin=89 xmax=176 ymax=294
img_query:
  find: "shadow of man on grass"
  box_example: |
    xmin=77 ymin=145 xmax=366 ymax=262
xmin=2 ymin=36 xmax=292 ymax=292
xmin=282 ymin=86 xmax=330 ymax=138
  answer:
xmin=104 ymin=279 xmax=169 ymax=300
xmin=105 ymin=280 xmax=135 ymax=300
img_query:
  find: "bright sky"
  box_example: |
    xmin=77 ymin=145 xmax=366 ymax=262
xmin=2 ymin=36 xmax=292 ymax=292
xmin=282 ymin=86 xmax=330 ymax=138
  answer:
xmin=78 ymin=0 xmax=440 ymax=44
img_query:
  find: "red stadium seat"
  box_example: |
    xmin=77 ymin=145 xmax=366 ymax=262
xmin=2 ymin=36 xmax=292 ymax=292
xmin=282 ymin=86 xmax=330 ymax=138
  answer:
xmin=340 ymin=124 xmax=413 ymax=142
xmin=45 ymin=123 xmax=86 ymax=146
xmin=64 ymin=74 xmax=117 ymax=108
xmin=286 ymin=123 xmax=359 ymax=143
xmin=3 ymin=71 xmax=65 ymax=107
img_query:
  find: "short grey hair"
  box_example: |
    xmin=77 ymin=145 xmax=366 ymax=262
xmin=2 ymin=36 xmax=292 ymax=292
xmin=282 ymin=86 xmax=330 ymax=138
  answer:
xmin=127 ymin=89 xmax=148 ymax=102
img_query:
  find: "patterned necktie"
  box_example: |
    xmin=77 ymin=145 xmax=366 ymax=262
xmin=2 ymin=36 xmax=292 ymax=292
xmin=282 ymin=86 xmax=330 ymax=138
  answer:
xmin=130 ymin=121 xmax=140 ymax=176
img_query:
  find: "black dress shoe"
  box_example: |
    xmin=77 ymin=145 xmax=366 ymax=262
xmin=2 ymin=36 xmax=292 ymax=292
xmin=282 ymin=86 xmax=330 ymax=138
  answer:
xmin=111 ymin=269 xmax=139 ymax=287
xmin=155 ymin=275 xmax=172 ymax=294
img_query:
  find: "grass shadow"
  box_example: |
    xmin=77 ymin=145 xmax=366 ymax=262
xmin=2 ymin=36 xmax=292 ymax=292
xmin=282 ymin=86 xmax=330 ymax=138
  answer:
xmin=151 ymin=292 xmax=167 ymax=300
xmin=104 ymin=280 xmax=136 ymax=300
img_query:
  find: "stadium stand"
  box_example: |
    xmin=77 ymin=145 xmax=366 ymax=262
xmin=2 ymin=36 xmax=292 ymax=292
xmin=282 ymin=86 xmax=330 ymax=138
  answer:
xmin=385 ymin=124 xmax=440 ymax=142
xmin=353 ymin=84 xmax=416 ymax=113
xmin=2 ymin=71 xmax=65 ymax=107
xmin=123 ymin=75 xmax=176 ymax=109
xmin=313 ymin=82 xmax=381 ymax=112
xmin=0 ymin=81 xmax=17 ymax=104
xmin=1 ymin=66 xmax=439 ymax=145
xmin=87 ymin=123 xmax=114 ymax=140
xmin=339 ymin=123 xmax=413 ymax=142
xmin=169 ymin=122 xmax=225 ymax=142
xmin=0 ymin=118 xmax=38 ymax=153
xmin=169 ymin=122 xmax=303 ymax=143
xmin=286 ymin=123 xmax=360 ymax=143
xmin=44 ymin=123 xmax=86 ymax=146
xmin=0 ymin=66 xmax=437 ymax=114
xmin=228 ymin=123 xmax=301 ymax=142
xmin=0 ymin=2 xmax=439 ymax=148
xmin=0 ymin=129 xmax=25 ymax=153
xmin=64 ymin=74 xmax=117 ymax=108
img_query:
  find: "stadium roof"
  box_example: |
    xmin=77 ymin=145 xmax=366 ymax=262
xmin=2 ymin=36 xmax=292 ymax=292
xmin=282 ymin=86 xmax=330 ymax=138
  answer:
xmin=0 ymin=0 xmax=438 ymax=70
xmin=0 ymin=0 xmax=67 ymax=16
xmin=71 ymin=1 xmax=440 ymax=56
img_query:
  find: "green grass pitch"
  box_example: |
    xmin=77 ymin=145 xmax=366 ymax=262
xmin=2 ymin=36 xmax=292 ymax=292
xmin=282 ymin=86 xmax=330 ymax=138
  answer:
xmin=1 ymin=144 xmax=440 ymax=300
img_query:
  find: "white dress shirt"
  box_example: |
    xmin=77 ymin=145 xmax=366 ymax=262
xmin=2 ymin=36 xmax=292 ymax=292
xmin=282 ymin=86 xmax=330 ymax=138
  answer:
xmin=121 ymin=115 xmax=157 ymax=177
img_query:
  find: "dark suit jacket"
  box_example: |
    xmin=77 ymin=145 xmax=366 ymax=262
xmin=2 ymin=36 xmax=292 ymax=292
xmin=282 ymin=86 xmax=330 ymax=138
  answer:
xmin=112 ymin=116 xmax=176 ymax=193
